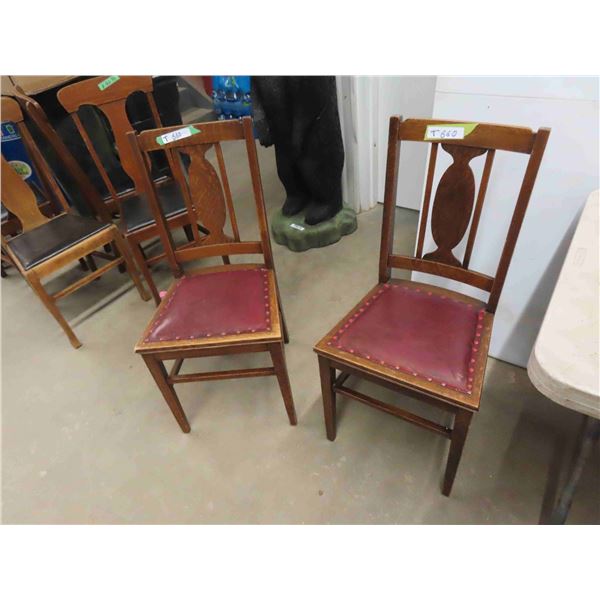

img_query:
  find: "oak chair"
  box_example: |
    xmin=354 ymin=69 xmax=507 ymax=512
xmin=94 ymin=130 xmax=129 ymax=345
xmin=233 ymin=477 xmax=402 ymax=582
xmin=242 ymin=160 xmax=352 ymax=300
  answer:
xmin=2 ymin=88 xmax=120 ymax=277
xmin=1 ymin=96 xmax=150 ymax=348
xmin=314 ymin=116 xmax=550 ymax=496
xmin=128 ymin=116 xmax=297 ymax=433
xmin=57 ymin=76 xmax=212 ymax=304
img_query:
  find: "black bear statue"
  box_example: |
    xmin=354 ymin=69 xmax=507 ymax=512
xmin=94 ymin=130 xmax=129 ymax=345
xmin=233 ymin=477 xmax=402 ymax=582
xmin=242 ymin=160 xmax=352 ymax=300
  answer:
xmin=251 ymin=76 xmax=345 ymax=225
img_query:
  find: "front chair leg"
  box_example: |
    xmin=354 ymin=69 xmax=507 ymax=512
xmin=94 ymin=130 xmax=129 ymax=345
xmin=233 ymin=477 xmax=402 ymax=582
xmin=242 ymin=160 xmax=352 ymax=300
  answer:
xmin=27 ymin=271 xmax=82 ymax=349
xmin=442 ymin=409 xmax=473 ymax=496
xmin=142 ymin=354 xmax=190 ymax=433
xmin=318 ymin=355 xmax=337 ymax=441
xmin=269 ymin=342 xmax=297 ymax=425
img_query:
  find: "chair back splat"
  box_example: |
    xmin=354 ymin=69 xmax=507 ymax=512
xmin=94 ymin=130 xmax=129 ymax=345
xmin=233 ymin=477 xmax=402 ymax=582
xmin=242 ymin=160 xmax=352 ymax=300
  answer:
xmin=127 ymin=117 xmax=275 ymax=278
xmin=57 ymin=76 xmax=179 ymax=205
xmin=379 ymin=117 xmax=550 ymax=313
xmin=1 ymin=96 xmax=72 ymax=229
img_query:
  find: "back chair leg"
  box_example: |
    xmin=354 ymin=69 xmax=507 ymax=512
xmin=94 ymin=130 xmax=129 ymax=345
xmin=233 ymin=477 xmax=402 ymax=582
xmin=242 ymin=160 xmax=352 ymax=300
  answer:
xmin=318 ymin=355 xmax=337 ymax=441
xmin=274 ymin=286 xmax=289 ymax=343
xmin=442 ymin=409 xmax=473 ymax=496
xmin=142 ymin=355 xmax=191 ymax=433
xmin=111 ymin=234 xmax=151 ymax=302
xmin=183 ymin=224 xmax=194 ymax=242
xmin=130 ymin=240 xmax=161 ymax=305
xmin=26 ymin=271 xmax=82 ymax=349
xmin=269 ymin=342 xmax=297 ymax=425
xmin=85 ymin=254 xmax=98 ymax=272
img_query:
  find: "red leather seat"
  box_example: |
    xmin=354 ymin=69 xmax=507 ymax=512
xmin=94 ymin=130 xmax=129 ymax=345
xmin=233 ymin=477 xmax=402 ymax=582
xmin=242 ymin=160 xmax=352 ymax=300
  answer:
xmin=144 ymin=267 xmax=274 ymax=344
xmin=326 ymin=282 xmax=487 ymax=395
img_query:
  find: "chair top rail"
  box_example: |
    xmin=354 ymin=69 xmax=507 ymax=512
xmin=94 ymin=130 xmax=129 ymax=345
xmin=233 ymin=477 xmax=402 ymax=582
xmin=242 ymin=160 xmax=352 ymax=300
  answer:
xmin=397 ymin=118 xmax=536 ymax=154
xmin=136 ymin=119 xmax=245 ymax=153
xmin=57 ymin=76 xmax=154 ymax=112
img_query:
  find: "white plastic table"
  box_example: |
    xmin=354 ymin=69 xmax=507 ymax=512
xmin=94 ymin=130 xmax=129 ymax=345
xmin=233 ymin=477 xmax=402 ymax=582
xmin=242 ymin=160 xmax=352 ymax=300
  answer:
xmin=528 ymin=190 xmax=599 ymax=523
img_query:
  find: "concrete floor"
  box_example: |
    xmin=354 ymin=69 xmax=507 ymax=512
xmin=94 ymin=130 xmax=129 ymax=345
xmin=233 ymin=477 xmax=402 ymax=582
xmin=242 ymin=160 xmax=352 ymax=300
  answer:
xmin=2 ymin=142 xmax=599 ymax=524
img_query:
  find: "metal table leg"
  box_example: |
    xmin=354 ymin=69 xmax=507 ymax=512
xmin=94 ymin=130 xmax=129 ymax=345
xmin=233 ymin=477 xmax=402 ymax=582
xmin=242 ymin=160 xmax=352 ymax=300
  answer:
xmin=549 ymin=415 xmax=600 ymax=525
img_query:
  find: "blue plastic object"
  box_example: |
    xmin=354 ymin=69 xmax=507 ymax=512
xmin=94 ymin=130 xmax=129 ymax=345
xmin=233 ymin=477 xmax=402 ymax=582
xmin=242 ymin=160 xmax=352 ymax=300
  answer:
xmin=211 ymin=76 xmax=252 ymax=120
xmin=1 ymin=120 xmax=43 ymax=190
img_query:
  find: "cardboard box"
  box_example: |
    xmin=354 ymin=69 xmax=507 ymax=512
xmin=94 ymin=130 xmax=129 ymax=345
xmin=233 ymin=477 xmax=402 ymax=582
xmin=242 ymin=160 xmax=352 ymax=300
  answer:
xmin=1 ymin=75 xmax=76 ymax=96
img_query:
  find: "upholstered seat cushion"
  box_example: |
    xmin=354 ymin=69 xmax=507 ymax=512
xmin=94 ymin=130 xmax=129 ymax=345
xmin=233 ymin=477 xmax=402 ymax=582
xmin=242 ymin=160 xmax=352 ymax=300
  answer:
xmin=120 ymin=180 xmax=186 ymax=233
xmin=7 ymin=213 xmax=110 ymax=270
xmin=143 ymin=267 xmax=275 ymax=344
xmin=325 ymin=283 xmax=487 ymax=394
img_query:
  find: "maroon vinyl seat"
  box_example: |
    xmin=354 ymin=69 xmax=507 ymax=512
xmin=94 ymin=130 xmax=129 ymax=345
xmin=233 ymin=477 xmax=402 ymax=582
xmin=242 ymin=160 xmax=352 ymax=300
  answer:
xmin=141 ymin=266 xmax=281 ymax=347
xmin=325 ymin=281 xmax=489 ymax=396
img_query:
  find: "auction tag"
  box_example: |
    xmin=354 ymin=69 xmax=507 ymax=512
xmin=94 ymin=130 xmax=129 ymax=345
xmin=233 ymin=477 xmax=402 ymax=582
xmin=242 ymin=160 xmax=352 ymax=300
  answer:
xmin=98 ymin=75 xmax=120 ymax=91
xmin=290 ymin=223 xmax=305 ymax=231
xmin=424 ymin=123 xmax=478 ymax=141
xmin=156 ymin=126 xmax=201 ymax=146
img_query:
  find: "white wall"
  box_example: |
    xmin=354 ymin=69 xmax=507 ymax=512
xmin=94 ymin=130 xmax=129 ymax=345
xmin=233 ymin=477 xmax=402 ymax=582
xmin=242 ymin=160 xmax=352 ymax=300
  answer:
xmin=375 ymin=76 xmax=436 ymax=210
xmin=336 ymin=76 xmax=436 ymax=212
xmin=414 ymin=77 xmax=599 ymax=367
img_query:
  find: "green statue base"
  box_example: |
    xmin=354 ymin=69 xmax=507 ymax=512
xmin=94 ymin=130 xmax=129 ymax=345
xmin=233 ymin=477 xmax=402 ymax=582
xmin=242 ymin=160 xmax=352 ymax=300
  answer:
xmin=270 ymin=205 xmax=357 ymax=252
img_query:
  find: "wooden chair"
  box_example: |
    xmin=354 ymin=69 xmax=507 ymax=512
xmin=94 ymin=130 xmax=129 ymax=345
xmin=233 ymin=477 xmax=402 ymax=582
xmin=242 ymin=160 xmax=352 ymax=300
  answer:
xmin=2 ymin=88 xmax=120 ymax=278
xmin=1 ymin=96 xmax=150 ymax=348
xmin=127 ymin=116 xmax=297 ymax=433
xmin=314 ymin=117 xmax=550 ymax=496
xmin=57 ymin=76 xmax=211 ymax=305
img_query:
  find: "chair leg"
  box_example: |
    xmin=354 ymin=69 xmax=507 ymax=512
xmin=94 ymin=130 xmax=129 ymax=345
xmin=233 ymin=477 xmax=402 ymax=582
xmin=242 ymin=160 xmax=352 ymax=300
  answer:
xmin=442 ymin=409 xmax=473 ymax=496
xmin=318 ymin=355 xmax=337 ymax=441
xmin=26 ymin=271 xmax=82 ymax=349
xmin=130 ymin=240 xmax=160 ymax=305
xmin=111 ymin=234 xmax=151 ymax=302
xmin=276 ymin=288 xmax=289 ymax=344
xmin=269 ymin=342 xmax=297 ymax=425
xmin=142 ymin=354 xmax=191 ymax=433
xmin=78 ymin=257 xmax=89 ymax=271
xmin=183 ymin=224 xmax=194 ymax=242
xmin=280 ymin=309 xmax=289 ymax=344
xmin=85 ymin=254 xmax=98 ymax=272
xmin=109 ymin=241 xmax=127 ymax=273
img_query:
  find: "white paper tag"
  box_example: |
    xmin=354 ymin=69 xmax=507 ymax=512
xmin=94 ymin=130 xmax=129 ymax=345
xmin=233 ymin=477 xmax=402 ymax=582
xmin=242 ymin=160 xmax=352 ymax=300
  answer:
xmin=290 ymin=223 xmax=305 ymax=231
xmin=156 ymin=126 xmax=199 ymax=146
xmin=425 ymin=125 xmax=465 ymax=140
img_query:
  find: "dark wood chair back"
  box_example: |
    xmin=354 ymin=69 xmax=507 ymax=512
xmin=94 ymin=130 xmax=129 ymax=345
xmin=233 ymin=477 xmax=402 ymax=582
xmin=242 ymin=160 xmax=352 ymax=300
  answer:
xmin=1 ymin=96 xmax=71 ymax=228
xmin=10 ymin=86 xmax=111 ymax=222
xmin=127 ymin=117 xmax=274 ymax=277
xmin=379 ymin=117 xmax=550 ymax=313
xmin=56 ymin=76 xmax=177 ymax=205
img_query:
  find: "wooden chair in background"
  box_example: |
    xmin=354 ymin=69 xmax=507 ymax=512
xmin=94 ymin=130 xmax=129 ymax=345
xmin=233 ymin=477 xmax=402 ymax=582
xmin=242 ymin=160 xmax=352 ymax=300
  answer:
xmin=1 ymin=96 xmax=150 ymax=348
xmin=2 ymin=88 xmax=120 ymax=278
xmin=57 ymin=76 xmax=213 ymax=304
xmin=314 ymin=117 xmax=550 ymax=496
xmin=127 ymin=116 xmax=296 ymax=433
